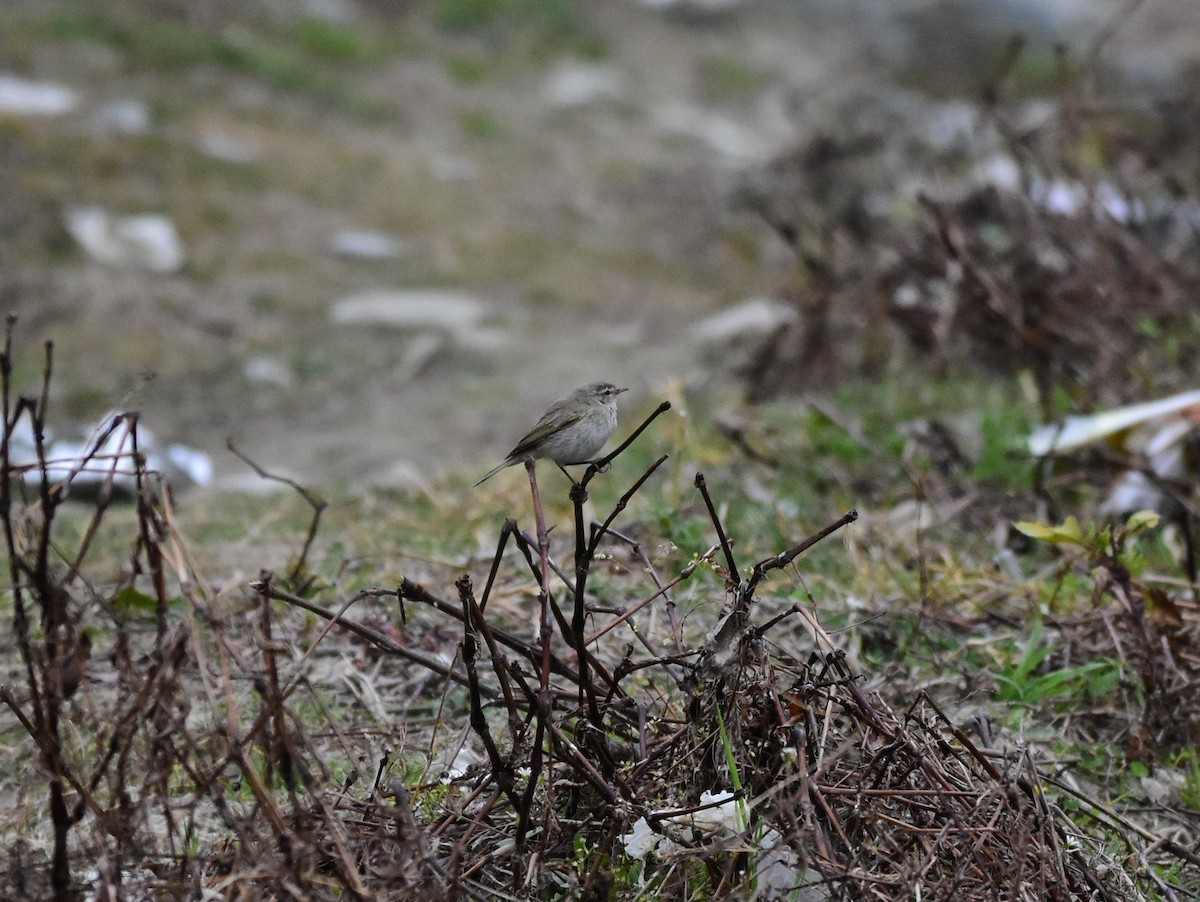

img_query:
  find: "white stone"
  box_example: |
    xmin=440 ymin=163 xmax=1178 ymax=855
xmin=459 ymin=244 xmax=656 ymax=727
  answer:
xmin=243 ymin=356 xmax=294 ymax=388
xmin=0 ymin=74 xmax=79 ymax=116
xmin=330 ymin=290 xmax=487 ymax=334
xmin=329 ymin=230 xmax=406 ymax=260
xmin=428 ymin=154 xmax=479 ymax=182
xmin=87 ymin=98 xmax=152 ymax=136
xmin=164 ymin=444 xmax=214 ymax=487
xmin=64 ymin=207 xmax=186 ymax=273
xmin=654 ymin=101 xmax=772 ymax=161
xmin=543 ymin=62 xmax=623 ymax=109
xmin=635 ymin=0 xmax=749 ymax=13
xmin=690 ymin=297 xmax=798 ymax=343
xmin=195 ymin=129 xmax=260 ymax=164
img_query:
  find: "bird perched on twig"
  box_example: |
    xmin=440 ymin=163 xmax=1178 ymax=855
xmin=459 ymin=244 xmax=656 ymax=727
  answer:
xmin=475 ymin=382 xmax=628 ymax=486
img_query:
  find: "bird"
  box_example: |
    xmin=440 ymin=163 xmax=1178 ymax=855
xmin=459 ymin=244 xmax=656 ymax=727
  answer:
xmin=475 ymin=382 xmax=628 ymax=486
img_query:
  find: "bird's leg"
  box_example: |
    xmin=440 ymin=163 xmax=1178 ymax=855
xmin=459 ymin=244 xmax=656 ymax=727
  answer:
xmin=556 ymin=462 xmax=580 ymax=486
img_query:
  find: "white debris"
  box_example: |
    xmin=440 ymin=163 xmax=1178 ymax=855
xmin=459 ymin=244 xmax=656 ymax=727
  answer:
xmin=690 ymin=298 xmax=798 ymax=344
xmin=87 ymin=98 xmax=152 ymax=136
xmin=64 ymin=207 xmax=186 ymax=273
xmin=543 ymin=62 xmax=623 ymax=109
xmin=329 ymin=230 xmax=406 ymax=260
xmin=195 ymin=129 xmax=261 ymax=164
xmin=330 ymin=290 xmax=487 ymax=334
xmin=1028 ymin=389 xmax=1200 ymax=457
xmin=243 ymin=356 xmax=294 ymax=388
xmin=11 ymin=412 xmax=212 ymax=495
xmin=0 ymin=73 xmax=79 ymax=116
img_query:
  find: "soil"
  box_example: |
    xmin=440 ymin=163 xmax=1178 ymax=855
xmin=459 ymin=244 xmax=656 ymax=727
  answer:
xmin=0 ymin=0 xmax=1195 ymax=489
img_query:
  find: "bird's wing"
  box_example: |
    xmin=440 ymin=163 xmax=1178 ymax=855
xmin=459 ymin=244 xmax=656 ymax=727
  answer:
xmin=507 ymin=402 xmax=583 ymax=458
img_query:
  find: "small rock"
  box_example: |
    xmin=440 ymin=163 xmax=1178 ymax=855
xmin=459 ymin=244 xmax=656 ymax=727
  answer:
xmin=330 ymin=290 xmax=487 ymax=334
xmin=164 ymin=444 xmax=215 ymax=487
xmin=974 ymin=154 xmax=1021 ymax=191
xmin=64 ymin=207 xmax=187 ymax=273
xmin=922 ymin=100 xmax=978 ymax=150
xmin=86 ymin=98 xmax=152 ymax=137
xmin=635 ymin=0 xmax=749 ymax=17
xmin=0 ymin=73 xmax=79 ymax=116
xmin=329 ymin=230 xmax=406 ymax=260
xmin=428 ymin=154 xmax=479 ymax=182
xmin=243 ymin=356 xmax=294 ymax=388
xmin=455 ymin=327 xmax=512 ymax=353
xmin=689 ymin=297 xmax=798 ymax=344
xmin=195 ymin=129 xmax=260 ymax=164
xmin=542 ymin=62 xmax=623 ymax=109
xmin=654 ymin=101 xmax=772 ymax=161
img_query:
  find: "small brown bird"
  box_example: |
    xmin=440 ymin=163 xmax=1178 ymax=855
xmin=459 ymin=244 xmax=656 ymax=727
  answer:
xmin=475 ymin=382 xmax=628 ymax=486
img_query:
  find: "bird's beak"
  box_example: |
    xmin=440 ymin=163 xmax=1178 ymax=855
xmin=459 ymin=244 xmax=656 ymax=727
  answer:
xmin=616 ymin=387 xmax=629 ymax=395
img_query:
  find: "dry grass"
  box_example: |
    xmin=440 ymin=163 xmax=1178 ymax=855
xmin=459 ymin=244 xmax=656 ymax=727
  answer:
xmin=2 ymin=329 xmax=1197 ymax=900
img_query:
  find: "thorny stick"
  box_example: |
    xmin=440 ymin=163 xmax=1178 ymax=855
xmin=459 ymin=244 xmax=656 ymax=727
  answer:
xmin=581 ymin=400 xmax=672 ymax=490
xmin=477 ymin=517 xmax=519 ymax=612
xmin=517 ymin=456 xmax=554 ymax=850
xmin=585 ymin=544 xmax=720 ymax=645
xmin=694 ymin=472 xmax=740 ymax=586
xmin=401 ymin=576 xmax=583 ymax=687
xmin=573 ymin=453 xmax=670 ymax=719
xmin=602 ymin=524 xmax=685 ymax=653
xmin=746 ymin=509 xmax=859 ymax=595
xmin=457 ymin=576 xmax=520 ymax=808
xmin=227 ymin=438 xmax=327 ymax=590
xmin=260 ymin=581 xmax=496 ymax=697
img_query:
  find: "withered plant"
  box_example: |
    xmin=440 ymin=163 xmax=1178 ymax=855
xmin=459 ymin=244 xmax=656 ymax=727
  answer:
xmin=3 ymin=317 xmax=1197 ymax=900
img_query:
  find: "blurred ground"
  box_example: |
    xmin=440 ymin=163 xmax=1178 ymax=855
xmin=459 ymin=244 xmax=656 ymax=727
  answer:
xmin=0 ymin=0 xmax=1197 ymax=489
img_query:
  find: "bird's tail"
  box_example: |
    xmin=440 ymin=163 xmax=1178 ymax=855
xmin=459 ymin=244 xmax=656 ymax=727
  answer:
xmin=474 ymin=459 xmax=512 ymax=487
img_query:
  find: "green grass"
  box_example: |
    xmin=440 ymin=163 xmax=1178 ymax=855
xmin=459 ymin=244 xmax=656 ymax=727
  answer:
xmin=29 ymin=8 xmax=397 ymax=103
xmin=5 ymin=367 xmax=1197 ymax=894
xmin=289 ymin=17 xmax=388 ymax=64
xmin=432 ymin=0 xmax=604 ymax=62
xmin=973 ymin=405 xmax=1035 ymax=486
xmin=696 ymin=56 xmax=770 ymax=103
xmin=459 ymin=109 xmax=505 ymax=140
xmin=992 ymin=621 xmax=1125 ymax=722
xmin=1179 ymin=748 xmax=1200 ymax=811
xmin=446 ymin=53 xmax=491 ymax=83
xmin=434 ymin=0 xmax=581 ymax=36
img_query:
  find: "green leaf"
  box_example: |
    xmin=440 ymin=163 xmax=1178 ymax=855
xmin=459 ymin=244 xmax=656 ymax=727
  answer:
xmin=1123 ymin=510 xmax=1160 ymax=535
xmin=1013 ymin=516 xmax=1085 ymax=546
